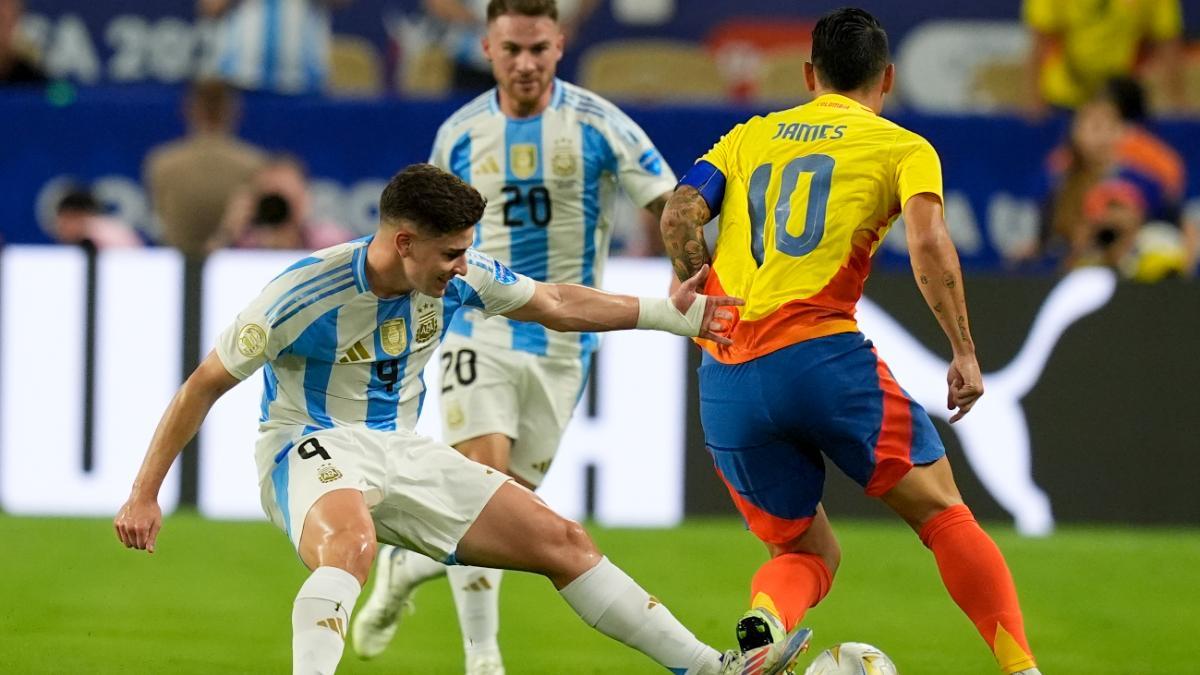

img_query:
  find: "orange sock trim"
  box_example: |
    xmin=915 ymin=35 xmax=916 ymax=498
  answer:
xmin=920 ymin=505 xmax=1037 ymax=673
xmin=749 ymin=553 xmax=832 ymax=631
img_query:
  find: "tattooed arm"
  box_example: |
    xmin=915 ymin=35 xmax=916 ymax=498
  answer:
xmin=639 ymin=193 xmax=671 ymax=257
xmin=661 ymin=186 xmax=714 ymax=282
xmin=904 ymin=193 xmax=983 ymax=423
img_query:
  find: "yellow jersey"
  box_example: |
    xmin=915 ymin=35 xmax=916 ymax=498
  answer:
xmin=693 ymin=93 xmax=942 ymax=364
xmin=1023 ymin=0 xmax=1182 ymax=108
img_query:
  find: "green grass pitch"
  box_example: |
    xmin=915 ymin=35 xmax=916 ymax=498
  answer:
xmin=1 ymin=513 xmax=1196 ymax=673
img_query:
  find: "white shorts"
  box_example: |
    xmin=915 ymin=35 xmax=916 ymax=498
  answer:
xmin=439 ymin=334 xmax=591 ymax=487
xmin=255 ymin=425 xmax=510 ymax=562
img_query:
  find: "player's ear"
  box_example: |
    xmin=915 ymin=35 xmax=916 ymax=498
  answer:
xmin=881 ymin=63 xmax=895 ymax=95
xmin=481 ymin=34 xmax=492 ymax=61
xmin=393 ymin=228 xmax=414 ymax=256
xmin=804 ymin=62 xmax=816 ymax=93
xmin=554 ymin=29 xmax=564 ymax=59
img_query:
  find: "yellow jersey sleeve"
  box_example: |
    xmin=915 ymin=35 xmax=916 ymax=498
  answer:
xmin=1022 ymin=0 xmax=1060 ymax=33
xmin=895 ymin=133 xmax=943 ymax=208
xmin=700 ymin=122 xmax=748 ymax=181
xmin=1148 ymin=0 xmax=1183 ymax=40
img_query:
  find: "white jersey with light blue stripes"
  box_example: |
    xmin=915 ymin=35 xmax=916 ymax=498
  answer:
xmin=429 ymin=79 xmax=677 ymax=360
xmin=213 ymin=0 xmax=331 ymax=94
xmin=215 ymin=238 xmax=535 ymax=433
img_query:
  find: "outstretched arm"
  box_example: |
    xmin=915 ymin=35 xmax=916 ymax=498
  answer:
xmin=503 ymin=265 xmax=741 ymax=345
xmin=661 ymin=186 xmax=713 ymax=282
xmin=904 ymin=193 xmax=983 ymax=423
xmin=114 ymin=351 xmax=240 ymax=552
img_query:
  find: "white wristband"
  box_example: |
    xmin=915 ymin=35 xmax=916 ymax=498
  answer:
xmin=635 ymin=296 xmax=706 ymax=337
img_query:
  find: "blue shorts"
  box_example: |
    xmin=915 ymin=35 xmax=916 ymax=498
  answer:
xmin=699 ymin=332 xmax=945 ymax=544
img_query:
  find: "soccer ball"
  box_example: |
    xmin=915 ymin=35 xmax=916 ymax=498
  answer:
xmin=802 ymin=642 xmax=899 ymax=675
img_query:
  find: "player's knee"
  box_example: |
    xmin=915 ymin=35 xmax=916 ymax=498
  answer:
xmin=318 ymin=527 xmax=376 ymax=584
xmin=541 ymin=516 xmax=600 ymax=579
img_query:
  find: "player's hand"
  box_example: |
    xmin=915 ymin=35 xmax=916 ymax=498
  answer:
xmin=114 ymin=495 xmax=163 ymax=554
xmin=946 ymin=354 xmax=983 ymax=424
xmin=671 ymin=264 xmax=743 ymax=346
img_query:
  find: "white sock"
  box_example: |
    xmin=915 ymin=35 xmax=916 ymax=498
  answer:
xmin=381 ymin=544 xmax=449 ymax=588
xmin=292 ymin=566 xmax=361 ymax=675
xmin=448 ymin=565 xmax=503 ymax=660
xmin=559 ymin=557 xmax=722 ymax=674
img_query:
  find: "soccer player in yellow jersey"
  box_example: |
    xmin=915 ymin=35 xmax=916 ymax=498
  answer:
xmin=662 ymin=9 xmax=1041 ymax=675
xmin=1024 ymin=0 xmax=1184 ymax=112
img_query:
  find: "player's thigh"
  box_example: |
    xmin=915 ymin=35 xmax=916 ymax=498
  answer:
xmin=699 ymin=354 xmax=826 ymax=546
xmin=370 ymin=428 xmax=510 ymax=564
xmin=256 ymin=427 xmax=384 ymax=551
xmin=439 ymin=338 xmax=521 ymax=450
xmin=454 ymin=480 xmax=599 ymax=585
xmin=509 ymin=353 xmax=588 ymax=487
xmin=879 ymin=455 xmax=964 ymax=531
xmin=784 ymin=333 xmax=947 ymax=500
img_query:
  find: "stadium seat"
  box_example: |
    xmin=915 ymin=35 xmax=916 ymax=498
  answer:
xmin=971 ymin=58 xmax=1028 ymax=111
xmin=578 ymin=40 xmax=725 ymax=102
xmin=327 ymin=35 xmax=384 ymax=97
xmin=753 ymin=48 xmax=814 ymax=104
xmin=400 ymin=46 xmax=453 ymax=97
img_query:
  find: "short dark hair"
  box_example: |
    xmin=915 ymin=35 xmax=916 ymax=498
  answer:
xmin=810 ymin=8 xmax=889 ymax=92
xmin=187 ymin=78 xmax=239 ymax=126
xmin=1102 ymin=77 xmax=1146 ymax=123
xmin=379 ymin=164 xmax=485 ymax=235
xmin=487 ymin=0 xmax=557 ymax=22
xmin=56 ymin=188 xmax=101 ymax=215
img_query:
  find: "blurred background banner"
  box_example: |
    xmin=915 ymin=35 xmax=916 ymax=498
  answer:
xmin=6 ymin=90 xmax=1200 ymax=269
xmin=3 ymin=247 xmax=1196 ymax=529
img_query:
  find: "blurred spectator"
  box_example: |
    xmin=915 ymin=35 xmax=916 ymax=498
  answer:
xmin=422 ymin=0 xmax=599 ymax=92
xmin=200 ymin=0 xmax=352 ymax=94
xmin=0 ymin=0 xmax=45 ymax=85
xmin=54 ymin=188 xmax=143 ymax=249
xmin=1023 ymin=0 xmax=1185 ymax=115
xmin=144 ymin=79 xmax=268 ymax=258
xmin=1041 ymin=95 xmax=1125 ymax=259
xmin=213 ymin=155 xmax=351 ymax=251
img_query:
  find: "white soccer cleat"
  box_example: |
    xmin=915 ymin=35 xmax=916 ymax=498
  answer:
xmin=465 ymin=652 xmax=505 ymax=675
xmin=350 ymin=547 xmax=418 ymax=659
xmin=719 ymin=624 xmax=813 ymax=675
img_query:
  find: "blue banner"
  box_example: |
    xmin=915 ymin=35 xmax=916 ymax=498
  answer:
xmin=3 ymin=86 xmax=1199 ymax=270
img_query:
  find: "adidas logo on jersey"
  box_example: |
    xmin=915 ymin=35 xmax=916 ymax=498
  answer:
xmin=477 ymin=156 xmax=501 ymax=175
xmin=337 ymin=341 xmax=370 ymax=364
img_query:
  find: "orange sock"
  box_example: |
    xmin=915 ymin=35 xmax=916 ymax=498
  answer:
xmin=748 ymin=553 xmax=832 ymax=631
xmin=920 ymin=505 xmax=1036 ymax=674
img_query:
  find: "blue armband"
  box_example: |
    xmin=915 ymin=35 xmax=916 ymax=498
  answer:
xmin=678 ymin=160 xmax=726 ymax=217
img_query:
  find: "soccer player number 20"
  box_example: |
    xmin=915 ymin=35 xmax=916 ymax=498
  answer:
xmin=501 ymin=185 xmax=553 ymax=228
xmin=748 ymin=154 xmax=835 ymax=265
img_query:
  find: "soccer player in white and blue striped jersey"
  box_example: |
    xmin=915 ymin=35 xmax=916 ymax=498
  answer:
xmin=202 ymin=0 xmax=347 ymax=94
xmin=355 ymin=3 xmax=678 ymax=671
xmin=114 ymin=164 xmax=811 ymax=675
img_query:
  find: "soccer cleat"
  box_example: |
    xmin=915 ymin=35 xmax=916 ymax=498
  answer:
xmin=465 ymin=653 xmax=505 ymax=675
xmin=736 ymin=607 xmax=786 ymax=652
xmin=719 ymin=624 xmax=813 ymax=675
xmin=350 ymin=547 xmax=418 ymax=659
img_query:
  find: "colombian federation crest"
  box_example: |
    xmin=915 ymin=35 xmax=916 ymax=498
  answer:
xmin=510 ymin=144 xmax=538 ymax=180
xmin=380 ymin=318 xmax=407 ymax=356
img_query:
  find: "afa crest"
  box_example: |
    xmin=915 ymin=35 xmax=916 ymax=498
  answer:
xmin=510 ymin=144 xmax=538 ymax=180
xmin=317 ymin=464 xmax=343 ymax=484
xmin=380 ymin=318 xmax=407 ymax=356
xmin=552 ymin=139 xmax=577 ymax=177
xmin=414 ymin=311 xmax=439 ymax=346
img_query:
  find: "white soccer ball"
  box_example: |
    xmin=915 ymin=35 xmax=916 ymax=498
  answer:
xmin=802 ymin=642 xmax=899 ymax=675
